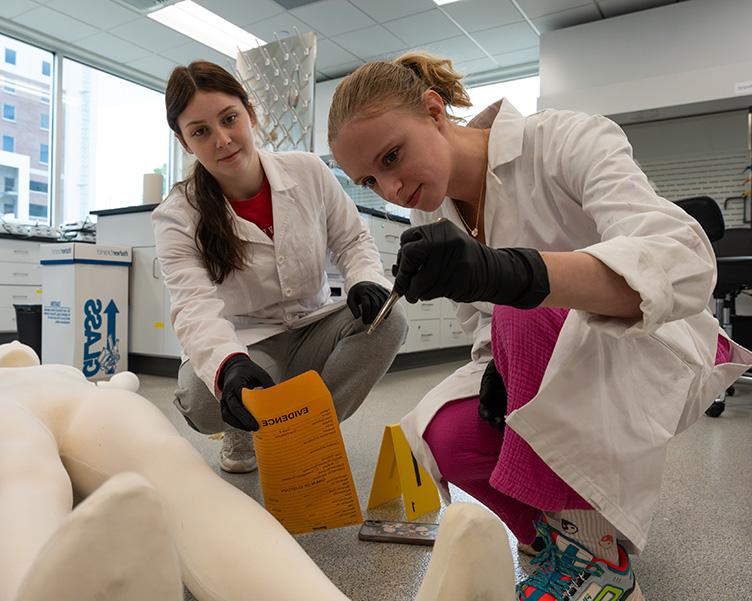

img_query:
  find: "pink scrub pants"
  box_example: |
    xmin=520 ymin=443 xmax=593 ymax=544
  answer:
xmin=423 ymin=306 xmax=731 ymax=543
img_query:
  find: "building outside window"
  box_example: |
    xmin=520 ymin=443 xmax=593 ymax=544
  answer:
xmin=42 ymin=61 xmax=51 ymax=77
xmin=3 ymin=85 xmax=15 ymax=94
xmin=0 ymin=33 xmax=53 ymax=223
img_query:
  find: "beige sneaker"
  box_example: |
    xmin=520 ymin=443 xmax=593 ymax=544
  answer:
xmin=219 ymin=428 xmax=257 ymax=473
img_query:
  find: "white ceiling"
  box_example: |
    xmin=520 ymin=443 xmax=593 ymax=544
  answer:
xmin=0 ymin=0 xmax=688 ymax=86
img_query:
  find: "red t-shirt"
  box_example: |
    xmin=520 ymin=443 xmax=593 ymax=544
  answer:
xmin=228 ymin=177 xmax=274 ymax=239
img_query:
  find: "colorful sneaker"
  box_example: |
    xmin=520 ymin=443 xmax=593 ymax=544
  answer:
xmin=219 ymin=428 xmax=257 ymax=473
xmin=517 ymin=519 xmax=644 ymax=600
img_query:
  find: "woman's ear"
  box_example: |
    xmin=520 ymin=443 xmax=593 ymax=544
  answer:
xmin=423 ymin=89 xmax=447 ymax=126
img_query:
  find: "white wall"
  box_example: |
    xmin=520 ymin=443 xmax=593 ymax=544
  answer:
xmin=538 ymin=0 xmax=752 ymax=121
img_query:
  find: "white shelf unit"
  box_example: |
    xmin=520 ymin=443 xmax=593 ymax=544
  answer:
xmin=0 ymin=239 xmax=43 ymax=332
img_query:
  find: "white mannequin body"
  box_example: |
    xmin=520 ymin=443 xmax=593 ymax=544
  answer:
xmin=0 ymin=342 xmax=515 ymax=601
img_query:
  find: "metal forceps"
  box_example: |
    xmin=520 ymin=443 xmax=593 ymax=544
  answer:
xmin=366 ymin=289 xmax=401 ymax=336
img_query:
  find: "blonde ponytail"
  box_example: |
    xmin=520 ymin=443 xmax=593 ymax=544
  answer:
xmin=328 ymin=51 xmax=471 ymax=147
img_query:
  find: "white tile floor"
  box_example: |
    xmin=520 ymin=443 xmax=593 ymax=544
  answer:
xmin=136 ymin=362 xmax=752 ymax=601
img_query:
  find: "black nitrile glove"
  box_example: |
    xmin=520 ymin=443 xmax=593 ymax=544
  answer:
xmin=391 ymin=220 xmax=550 ymax=307
xmin=218 ymin=354 xmax=275 ymax=431
xmin=478 ymin=360 xmax=507 ymax=432
xmin=347 ymin=281 xmax=390 ymax=325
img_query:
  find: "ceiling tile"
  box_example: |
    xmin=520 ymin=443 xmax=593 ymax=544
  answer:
xmin=470 ymin=21 xmax=539 ymax=56
xmin=0 ymin=0 xmax=37 ymax=19
xmin=532 ymin=4 xmax=601 ymax=32
xmin=454 ymin=56 xmax=498 ymax=76
xmin=160 ymin=41 xmax=232 ymax=68
xmin=75 ymin=32 xmax=151 ymax=63
xmin=597 ymin=0 xmax=676 ymax=18
xmin=441 ymin=0 xmax=522 ymax=33
xmin=348 ymin=0 xmax=436 ymax=22
xmin=317 ymin=59 xmax=364 ymax=79
xmin=11 ymin=6 xmax=98 ymax=42
xmin=197 ymin=0 xmax=284 ymax=26
xmin=315 ymin=38 xmax=359 ymax=70
xmin=291 ymin=0 xmax=374 ymax=37
xmin=492 ymin=45 xmax=539 ymax=67
xmin=331 ymin=25 xmax=406 ymax=59
xmin=46 ymin=0 xmax=138 ymax=30
xmin=109 ymin=16 xmax=192 ymax=52
xmin=383 ymin=9 xmax=464 ymax=46
xmin=514 ymin=0 xmax=592 ymax=19
xmin=126 ymin=53 xmax=179 ymax=81
xmin=420 ymin=35 xmax=487 ymax=64
xmin=243 ymin=11 xmax=320 ymax=42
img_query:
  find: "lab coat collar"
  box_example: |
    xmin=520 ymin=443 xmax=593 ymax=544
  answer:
xmin=487 ymin=99 xmax=526 ymax=169
xmin=257 ymin=148 xmax=297 ymax=192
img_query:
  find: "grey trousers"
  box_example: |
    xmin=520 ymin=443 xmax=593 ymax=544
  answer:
xmin=174 ymin=304 xmax=408 ymax=434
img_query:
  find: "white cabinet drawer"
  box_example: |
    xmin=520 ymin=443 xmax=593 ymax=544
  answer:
xmin=370 ymin=219 xmax=406 ymax=254
xmin=0 ymin=285 xmax=42 ymax=306
xmin=407 ymin=299 xmax=441 ymax=320
xmin=0 ymin=240 xmax=40 ymax=263
xmin=0 ymin=306 xmax=16 ymax=331
xmin=441 ymin=317 xmax=473 ymax=348
xmin=401 ymin=318 xmax=441 ymax=353
xmin=0 ymin=262 xmax=40 ymax=285
xmin=440 ymin=298 xmax=459 ymax=319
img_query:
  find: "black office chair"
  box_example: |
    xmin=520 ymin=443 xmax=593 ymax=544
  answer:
xmin=675 ymin=196 xmax=752 ymax=416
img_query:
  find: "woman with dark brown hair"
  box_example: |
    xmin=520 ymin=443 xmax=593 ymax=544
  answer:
xmin=154 ymin=61 xmax=407 ymax=473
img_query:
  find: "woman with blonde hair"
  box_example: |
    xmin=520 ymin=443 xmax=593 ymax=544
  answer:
xmin=155 ymin=61 xmax=407 ymax=473
xmin=329 ymin=51 xmax=751 ymax=600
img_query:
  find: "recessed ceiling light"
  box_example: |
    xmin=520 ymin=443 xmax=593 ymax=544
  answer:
xmin=148 ymin=0 xmax=266 ymax=58
xmin=432 ymin=0 xmax=462 ymax=6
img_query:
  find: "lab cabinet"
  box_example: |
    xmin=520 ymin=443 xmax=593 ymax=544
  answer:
xmin=0 ymin=238 xmax=42 ymax=333
xmin=128 ymin=248 xmax=181 ymax=358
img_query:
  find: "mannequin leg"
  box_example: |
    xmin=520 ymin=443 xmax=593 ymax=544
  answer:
xmin=0 ymin=402 xmax=72 ymax=601
xmin=14 ymin=472 xmax=182 ymax=601
xmin=56 ymin=386 xmax=352 ymax=601
xmin=414 ymin=503 xmax=516 ymax=601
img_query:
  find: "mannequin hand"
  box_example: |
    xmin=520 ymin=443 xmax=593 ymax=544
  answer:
xmin=392 ymin=220 xmax=550 ymax=307
xmin=347 ymin=281 xmax=390 ymax=325
xmin=477 ymin=360 xmax=507 ymax=432
xmin=218 ymin=354 xmax=275 ymax=431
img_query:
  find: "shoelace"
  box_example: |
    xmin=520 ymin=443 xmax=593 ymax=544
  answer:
xmin=516 ymin=520 xmax=604 ymax=600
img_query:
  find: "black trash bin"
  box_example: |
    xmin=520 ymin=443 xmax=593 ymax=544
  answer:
xmin=14 ymin=304 xmax=42 ymax=359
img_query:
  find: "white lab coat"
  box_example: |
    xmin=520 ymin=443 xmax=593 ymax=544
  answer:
xmin=400 ymin=100 xmax=752 ymax=553
xmin=152 ymin=149 xmax=390 ymax=396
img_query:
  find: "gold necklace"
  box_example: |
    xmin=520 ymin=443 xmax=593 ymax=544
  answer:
xmin=455 ymin=130 xmax=489 ymax=238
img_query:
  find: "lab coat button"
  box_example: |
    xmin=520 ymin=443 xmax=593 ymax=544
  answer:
xmin=278 ymin=255 xmax=285 ymax=264
xmin=285 ymin=288 xmax=293 ymax=296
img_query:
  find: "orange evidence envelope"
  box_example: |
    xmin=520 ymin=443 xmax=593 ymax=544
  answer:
xmin=242 ymin=370 xmax=363 ymax=534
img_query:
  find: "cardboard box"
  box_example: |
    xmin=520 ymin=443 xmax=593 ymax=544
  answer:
xmin=40 ymin=243 xmax=131 ymax=379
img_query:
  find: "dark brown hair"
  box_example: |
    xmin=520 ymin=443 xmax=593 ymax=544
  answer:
xmin=328 ymin=51 xmax=471 ymax=147
xmin=165 ymin=61 xmax=257 ymax=284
